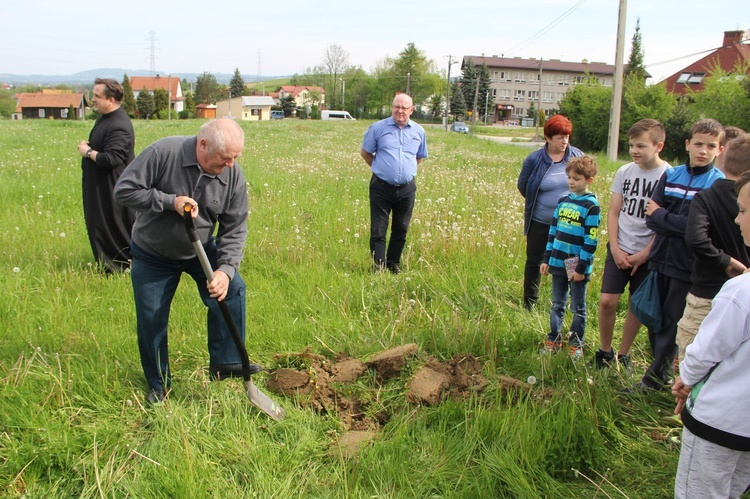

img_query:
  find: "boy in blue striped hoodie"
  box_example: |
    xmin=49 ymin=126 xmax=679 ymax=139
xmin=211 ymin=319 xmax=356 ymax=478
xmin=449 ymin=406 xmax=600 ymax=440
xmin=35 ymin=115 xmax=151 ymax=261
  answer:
xmin=541 ymin=156 xmax=600 ymax=358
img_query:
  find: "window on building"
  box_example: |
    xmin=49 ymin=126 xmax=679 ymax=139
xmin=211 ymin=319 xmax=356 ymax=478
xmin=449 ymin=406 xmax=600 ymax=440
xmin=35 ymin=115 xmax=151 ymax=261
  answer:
xmin=498 ymin=89 xmax=511 ymax=100
xmin=491 ymin=88 xmax=497 ymax=97
xmin=38 ymin=109 xmax=45 ymax=118
xmin=676 ymin=73 xmax=691 ymax=84
xmin=513 ymin=89 xmax=526 ymax=100
xmin=528 ymin=90 xmax=538 ymax=101
xmin=515 ymin=72 xmax=526 ymax=82
xmin=543 ymin=91 xmax=554 ymax=103
xmin=557 ymin=93 xmax=566 ymax=102
xmin=687 ymin=73 xmax=706 ymax=84
xmin=558 ymin=75 xmax=570 ymax=86
xmin=60 ymin=108 xmax=68 ymax=118
xmin=251 ymin=109 xmax=260 ymax=116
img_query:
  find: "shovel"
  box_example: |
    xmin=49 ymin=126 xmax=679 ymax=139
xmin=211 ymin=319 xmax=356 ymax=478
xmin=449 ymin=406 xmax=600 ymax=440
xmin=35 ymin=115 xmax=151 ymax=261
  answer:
xmin=183 ymin=204 xmax=285 ymax=421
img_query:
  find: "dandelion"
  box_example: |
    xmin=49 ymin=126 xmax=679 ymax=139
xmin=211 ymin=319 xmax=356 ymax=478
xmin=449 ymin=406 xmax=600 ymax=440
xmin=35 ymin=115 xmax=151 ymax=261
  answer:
xmin=13 ymin=267 xmax=20 ymax=273
xmin=527 ymin=376 xmax=537 ymax=385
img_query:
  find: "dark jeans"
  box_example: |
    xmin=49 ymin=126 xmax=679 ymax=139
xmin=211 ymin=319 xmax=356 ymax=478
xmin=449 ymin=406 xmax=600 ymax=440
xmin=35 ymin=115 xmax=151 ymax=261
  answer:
xmin=369 ymin=174 xmax=416 ymax=268
xmin=524 ymin=220 xmax=550 ymax=308
xmin=130 ymin=240 xmax=246 ymax=392
xmin=642 ymin=272 xmax=691 ymax=388
xmin=548 ymin=273 xmax=589 ymax=343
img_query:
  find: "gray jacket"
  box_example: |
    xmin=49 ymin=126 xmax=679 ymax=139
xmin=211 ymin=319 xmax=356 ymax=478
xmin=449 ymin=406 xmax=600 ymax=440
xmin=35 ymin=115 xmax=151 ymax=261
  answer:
xmin=114 ymin=136 xmax=248 ymax=279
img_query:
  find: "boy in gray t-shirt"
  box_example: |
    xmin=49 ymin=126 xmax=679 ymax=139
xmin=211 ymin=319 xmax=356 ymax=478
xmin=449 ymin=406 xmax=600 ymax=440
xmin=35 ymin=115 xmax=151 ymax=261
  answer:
xmin=596 ymin=119 xmax=669 ymax=369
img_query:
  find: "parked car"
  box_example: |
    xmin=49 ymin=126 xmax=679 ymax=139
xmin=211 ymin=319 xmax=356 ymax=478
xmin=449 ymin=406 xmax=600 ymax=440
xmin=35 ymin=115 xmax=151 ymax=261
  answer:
xmin=451 ymin=121 xmax=469 ymax=134
xmin=270 ymin=110 xmax=284 ymax=120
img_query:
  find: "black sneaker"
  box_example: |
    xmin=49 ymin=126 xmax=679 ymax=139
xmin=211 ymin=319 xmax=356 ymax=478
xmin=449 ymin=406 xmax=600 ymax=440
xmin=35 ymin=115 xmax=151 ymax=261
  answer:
xmin=617 ymin=354 xmax=631 ymax=373
xmin=147 ymin=389 xmax=166 ymax=405
xmin=619 ymin=380 xmax=665 ymax=394
xmin=387 ymin=263 xmax=402 ymax=275
xmin=595 ymin=349 xmax=615 ymax=369
xmin=209 ymin=363 xmax=262 ymax=381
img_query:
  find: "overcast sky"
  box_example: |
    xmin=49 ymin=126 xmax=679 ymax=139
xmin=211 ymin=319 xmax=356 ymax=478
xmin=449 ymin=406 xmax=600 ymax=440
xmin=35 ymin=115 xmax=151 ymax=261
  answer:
xmin=1 ymin=0 xmax=747 ymax=83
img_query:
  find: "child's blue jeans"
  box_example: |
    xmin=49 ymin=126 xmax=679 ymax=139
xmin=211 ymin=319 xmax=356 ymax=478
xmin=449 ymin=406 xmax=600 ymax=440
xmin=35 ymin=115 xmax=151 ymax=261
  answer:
xmin=547 ymin=272 xmax=589 ymax=343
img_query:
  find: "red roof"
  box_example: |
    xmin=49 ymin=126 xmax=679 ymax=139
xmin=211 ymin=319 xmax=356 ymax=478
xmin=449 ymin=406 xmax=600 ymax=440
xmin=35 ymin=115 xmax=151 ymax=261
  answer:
xmin=15 ymin=92 xmax=86 ymax=112
xmin=664 ymin=30 xmax=750 ymax=95
xmin=130 ymin=75 xmax=181 ymax=95
xmin=278 ymin=85 xmax=325 ymax=97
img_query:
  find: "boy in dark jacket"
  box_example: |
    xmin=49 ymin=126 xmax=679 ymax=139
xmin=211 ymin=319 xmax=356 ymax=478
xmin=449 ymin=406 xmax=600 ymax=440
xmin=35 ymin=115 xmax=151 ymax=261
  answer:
xmin=636 ymin=119 xmax=725 ymax=390
xmin=677 ymin=133 xmax=750 ymax=364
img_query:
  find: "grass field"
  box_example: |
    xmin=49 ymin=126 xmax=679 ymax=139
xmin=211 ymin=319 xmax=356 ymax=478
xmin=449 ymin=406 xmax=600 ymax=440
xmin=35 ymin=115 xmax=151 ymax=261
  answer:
xmin=0 ymin=118 xmax=684 ymax=498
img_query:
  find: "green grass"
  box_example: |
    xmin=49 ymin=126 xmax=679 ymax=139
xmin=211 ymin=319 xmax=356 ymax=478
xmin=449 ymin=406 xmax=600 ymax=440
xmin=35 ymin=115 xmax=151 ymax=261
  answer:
xmin=0 ymin=118 xmax=681 ymax=498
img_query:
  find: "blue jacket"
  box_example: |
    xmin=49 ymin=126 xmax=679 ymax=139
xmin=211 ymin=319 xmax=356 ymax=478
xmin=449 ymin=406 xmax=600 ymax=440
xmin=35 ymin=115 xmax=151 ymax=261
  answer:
xmin=517 ymin=144 xmax=584 ymax=235
xmin=646 ymin=162 xmax=724 ymax=281
xmin=543 ymin=192 xmax=600 ymax=276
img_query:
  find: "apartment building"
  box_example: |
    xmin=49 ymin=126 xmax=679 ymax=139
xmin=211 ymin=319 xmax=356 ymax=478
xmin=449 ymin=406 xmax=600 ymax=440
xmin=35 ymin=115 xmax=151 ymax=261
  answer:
xmin=462 ymin=55 xmax=616 ymax=124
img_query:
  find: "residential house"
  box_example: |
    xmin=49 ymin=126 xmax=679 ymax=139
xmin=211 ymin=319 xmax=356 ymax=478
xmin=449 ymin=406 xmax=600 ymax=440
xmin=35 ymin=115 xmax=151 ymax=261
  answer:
xmin=130 ymin=75 xmax=184 ymax=113
xmin=195 ymin=103 xmax=217 ymax=119
xmin=461 ymin=55 xmax=618 ymax=124
xmin=664 ymin=30 xmax=750 ymax=96
xmin=12 ymin=89 xmax=88 ymax=120
xmin=215 ymin=96 xmax=276 ymax=120
xmin=276 ymin=85 xmax=326 ymax=112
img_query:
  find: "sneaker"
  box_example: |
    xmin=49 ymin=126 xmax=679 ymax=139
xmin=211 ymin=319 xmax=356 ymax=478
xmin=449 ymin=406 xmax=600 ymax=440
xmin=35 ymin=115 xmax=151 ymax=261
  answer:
xmin=568 ymin=335 xmax=584 ymax=360
xmin=387 ymin=263 xmax=402 ymax=275
xmin=541 ymin=339 xmax=562 ymax=354
xmin=595 ymin=349 xmax=615 ymax=369
xmin=617 ymin=354 xmax=632 ymax=373
xmin=146 ymin=389 xmax=166 ymax=405
xmin=619 ymin=380 xmax=665 ymax=394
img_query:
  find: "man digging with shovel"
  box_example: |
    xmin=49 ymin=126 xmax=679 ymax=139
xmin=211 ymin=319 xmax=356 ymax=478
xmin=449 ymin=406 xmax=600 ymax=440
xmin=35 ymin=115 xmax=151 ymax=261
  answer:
xmin=114 ymin=118 xmax=259 ymax=405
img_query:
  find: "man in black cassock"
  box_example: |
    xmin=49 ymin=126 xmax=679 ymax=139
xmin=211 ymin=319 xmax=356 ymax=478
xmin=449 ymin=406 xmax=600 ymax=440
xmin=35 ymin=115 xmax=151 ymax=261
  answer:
xmin=77 ymin=78 xmax=135 ymax=273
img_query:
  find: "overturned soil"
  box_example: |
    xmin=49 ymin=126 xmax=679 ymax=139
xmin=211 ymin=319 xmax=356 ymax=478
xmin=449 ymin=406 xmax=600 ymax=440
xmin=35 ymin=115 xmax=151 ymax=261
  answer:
xmin=264 ymin=343 xmax=551 ymax=456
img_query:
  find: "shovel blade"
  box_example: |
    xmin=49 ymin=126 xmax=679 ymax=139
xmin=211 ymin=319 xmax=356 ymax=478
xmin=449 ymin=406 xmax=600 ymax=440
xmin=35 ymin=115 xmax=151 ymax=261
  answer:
xmin=244 ymin=379 xmax=286 ymax=421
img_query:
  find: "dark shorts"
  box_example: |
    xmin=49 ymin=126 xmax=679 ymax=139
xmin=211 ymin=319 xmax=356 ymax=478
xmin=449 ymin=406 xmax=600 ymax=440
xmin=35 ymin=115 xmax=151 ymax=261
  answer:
xmin=600 ymin=243 xmax=650 ymax=295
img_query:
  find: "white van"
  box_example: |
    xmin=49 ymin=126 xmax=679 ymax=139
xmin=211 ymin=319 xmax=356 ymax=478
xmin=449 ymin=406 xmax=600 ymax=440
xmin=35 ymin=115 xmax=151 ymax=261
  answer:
xmin=321 ymin=110 xmax=356 ymax=121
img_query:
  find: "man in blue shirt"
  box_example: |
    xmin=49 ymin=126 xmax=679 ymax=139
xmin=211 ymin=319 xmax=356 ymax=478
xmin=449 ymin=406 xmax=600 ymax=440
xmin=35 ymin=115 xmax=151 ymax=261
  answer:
xmin=360 ymin=93 xmax=428 ymax=274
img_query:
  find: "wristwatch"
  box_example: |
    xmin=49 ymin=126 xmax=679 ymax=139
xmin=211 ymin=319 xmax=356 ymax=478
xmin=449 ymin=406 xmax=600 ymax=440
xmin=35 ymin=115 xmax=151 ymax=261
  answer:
xmin=86 ymin=148 xmax=93 ymax=159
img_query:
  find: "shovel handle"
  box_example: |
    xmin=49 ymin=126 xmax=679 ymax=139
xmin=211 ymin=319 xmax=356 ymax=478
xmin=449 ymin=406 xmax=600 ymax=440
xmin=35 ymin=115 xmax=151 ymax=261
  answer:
xmin=182 ymin=204 xmax=253 ymax=381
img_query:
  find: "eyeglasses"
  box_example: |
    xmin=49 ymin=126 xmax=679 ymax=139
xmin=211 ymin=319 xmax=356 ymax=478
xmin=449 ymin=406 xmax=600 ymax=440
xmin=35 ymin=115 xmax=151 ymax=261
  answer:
xmin=392 ymin=105 xmax=412 ymax=111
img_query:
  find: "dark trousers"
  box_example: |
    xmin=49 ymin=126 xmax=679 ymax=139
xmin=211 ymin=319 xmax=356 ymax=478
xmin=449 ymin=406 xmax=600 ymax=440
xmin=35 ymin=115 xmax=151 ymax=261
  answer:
xmin=642 ymin=272 xmax=691 ymax=388
xmin=524 ymin=220 xmax=550 ymax=308
xmin=130 ymin=240 xmax=245 ymax=392
xmin=369 ymin=174 xmax=416 ymax=267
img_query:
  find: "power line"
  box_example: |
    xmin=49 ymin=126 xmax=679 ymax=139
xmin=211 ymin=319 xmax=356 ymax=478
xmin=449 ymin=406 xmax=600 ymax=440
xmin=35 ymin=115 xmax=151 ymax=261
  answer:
xmin=503 ymin=0 xmax=588 ymax=57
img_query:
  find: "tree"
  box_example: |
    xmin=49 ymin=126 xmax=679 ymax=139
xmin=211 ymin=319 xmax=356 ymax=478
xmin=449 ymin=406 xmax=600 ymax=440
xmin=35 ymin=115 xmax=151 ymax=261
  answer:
xmin=194 ymin=72 xmax=220 ymax=104
xmin=460 ymin=59 xmax=479 ymax=115
xmin=527 ymin=102 xmax=536 ymax=120
xmin=281 ymin=95 xmax=296 ymax=116
xmin=136 ymin=88 xmax=154 ymax=119
xmin=478 ymin=63 xmax=495 ymax=121
xmin=229 ymin=68 xmax=246 ymax=97
xmin=305 ymin=44 xmax=351 ymax=110
xmin=662 ymin=98 xmax=696 ymax=165
xmin=392 ymin=43 xmax=439 ymax=106
xmin=121 ymin=74 xmax=137 ymax=117
xmin=449 ymin=81 xmax=467 ymax=120
xmin=67 ymin=104 xmax=75 ymax=120
xmin=184 ymin=92 xmax=195 ymax=118
xmin=688 ymin=61 xmax=750 ymax=132
xmin=558 ymin=77 xmax=612 ymax=151
xmin=153 ymin=88 xmax=169 ymax=118
xmin=625 ymin=18 xmax=647 ymax=81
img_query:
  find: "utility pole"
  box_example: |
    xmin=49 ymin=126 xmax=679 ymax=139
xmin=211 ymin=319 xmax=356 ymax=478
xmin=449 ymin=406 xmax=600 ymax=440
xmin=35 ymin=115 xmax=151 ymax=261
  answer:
xmin=168 ymin=78 xmax=172 ymax=120
xmin=607 ymin=0 xmax=628 ymax=160
xmin=470 ymin=72 xmax=480 ymax=136
xmin=444 ymin=55 xmax=455 ymax=131
xmin=535 ymin=59 xmax=543 ymax=141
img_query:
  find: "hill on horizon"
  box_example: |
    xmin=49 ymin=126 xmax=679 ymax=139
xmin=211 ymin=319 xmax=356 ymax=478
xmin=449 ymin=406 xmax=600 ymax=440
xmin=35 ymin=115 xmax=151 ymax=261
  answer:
xmin=0 ymin=68 xmax=289 ymax=86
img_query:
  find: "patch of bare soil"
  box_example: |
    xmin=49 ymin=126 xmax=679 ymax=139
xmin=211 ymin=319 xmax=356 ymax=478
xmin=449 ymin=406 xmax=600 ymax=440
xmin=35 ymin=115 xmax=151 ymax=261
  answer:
xmin=265 ymin=344 xmax=548 ymax=456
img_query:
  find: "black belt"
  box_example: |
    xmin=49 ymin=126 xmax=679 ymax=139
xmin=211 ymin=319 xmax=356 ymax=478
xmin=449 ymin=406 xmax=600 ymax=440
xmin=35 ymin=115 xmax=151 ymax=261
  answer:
xmin=375 ymin=175 xmax=414 ymax=188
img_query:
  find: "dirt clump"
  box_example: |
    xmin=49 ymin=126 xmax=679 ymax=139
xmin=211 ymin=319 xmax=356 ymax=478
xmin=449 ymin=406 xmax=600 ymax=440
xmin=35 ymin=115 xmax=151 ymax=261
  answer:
xmin=408 ymin=366 xmax=451 ymax=405
xmin=366 ymin=343 xmax=418 ymax=380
